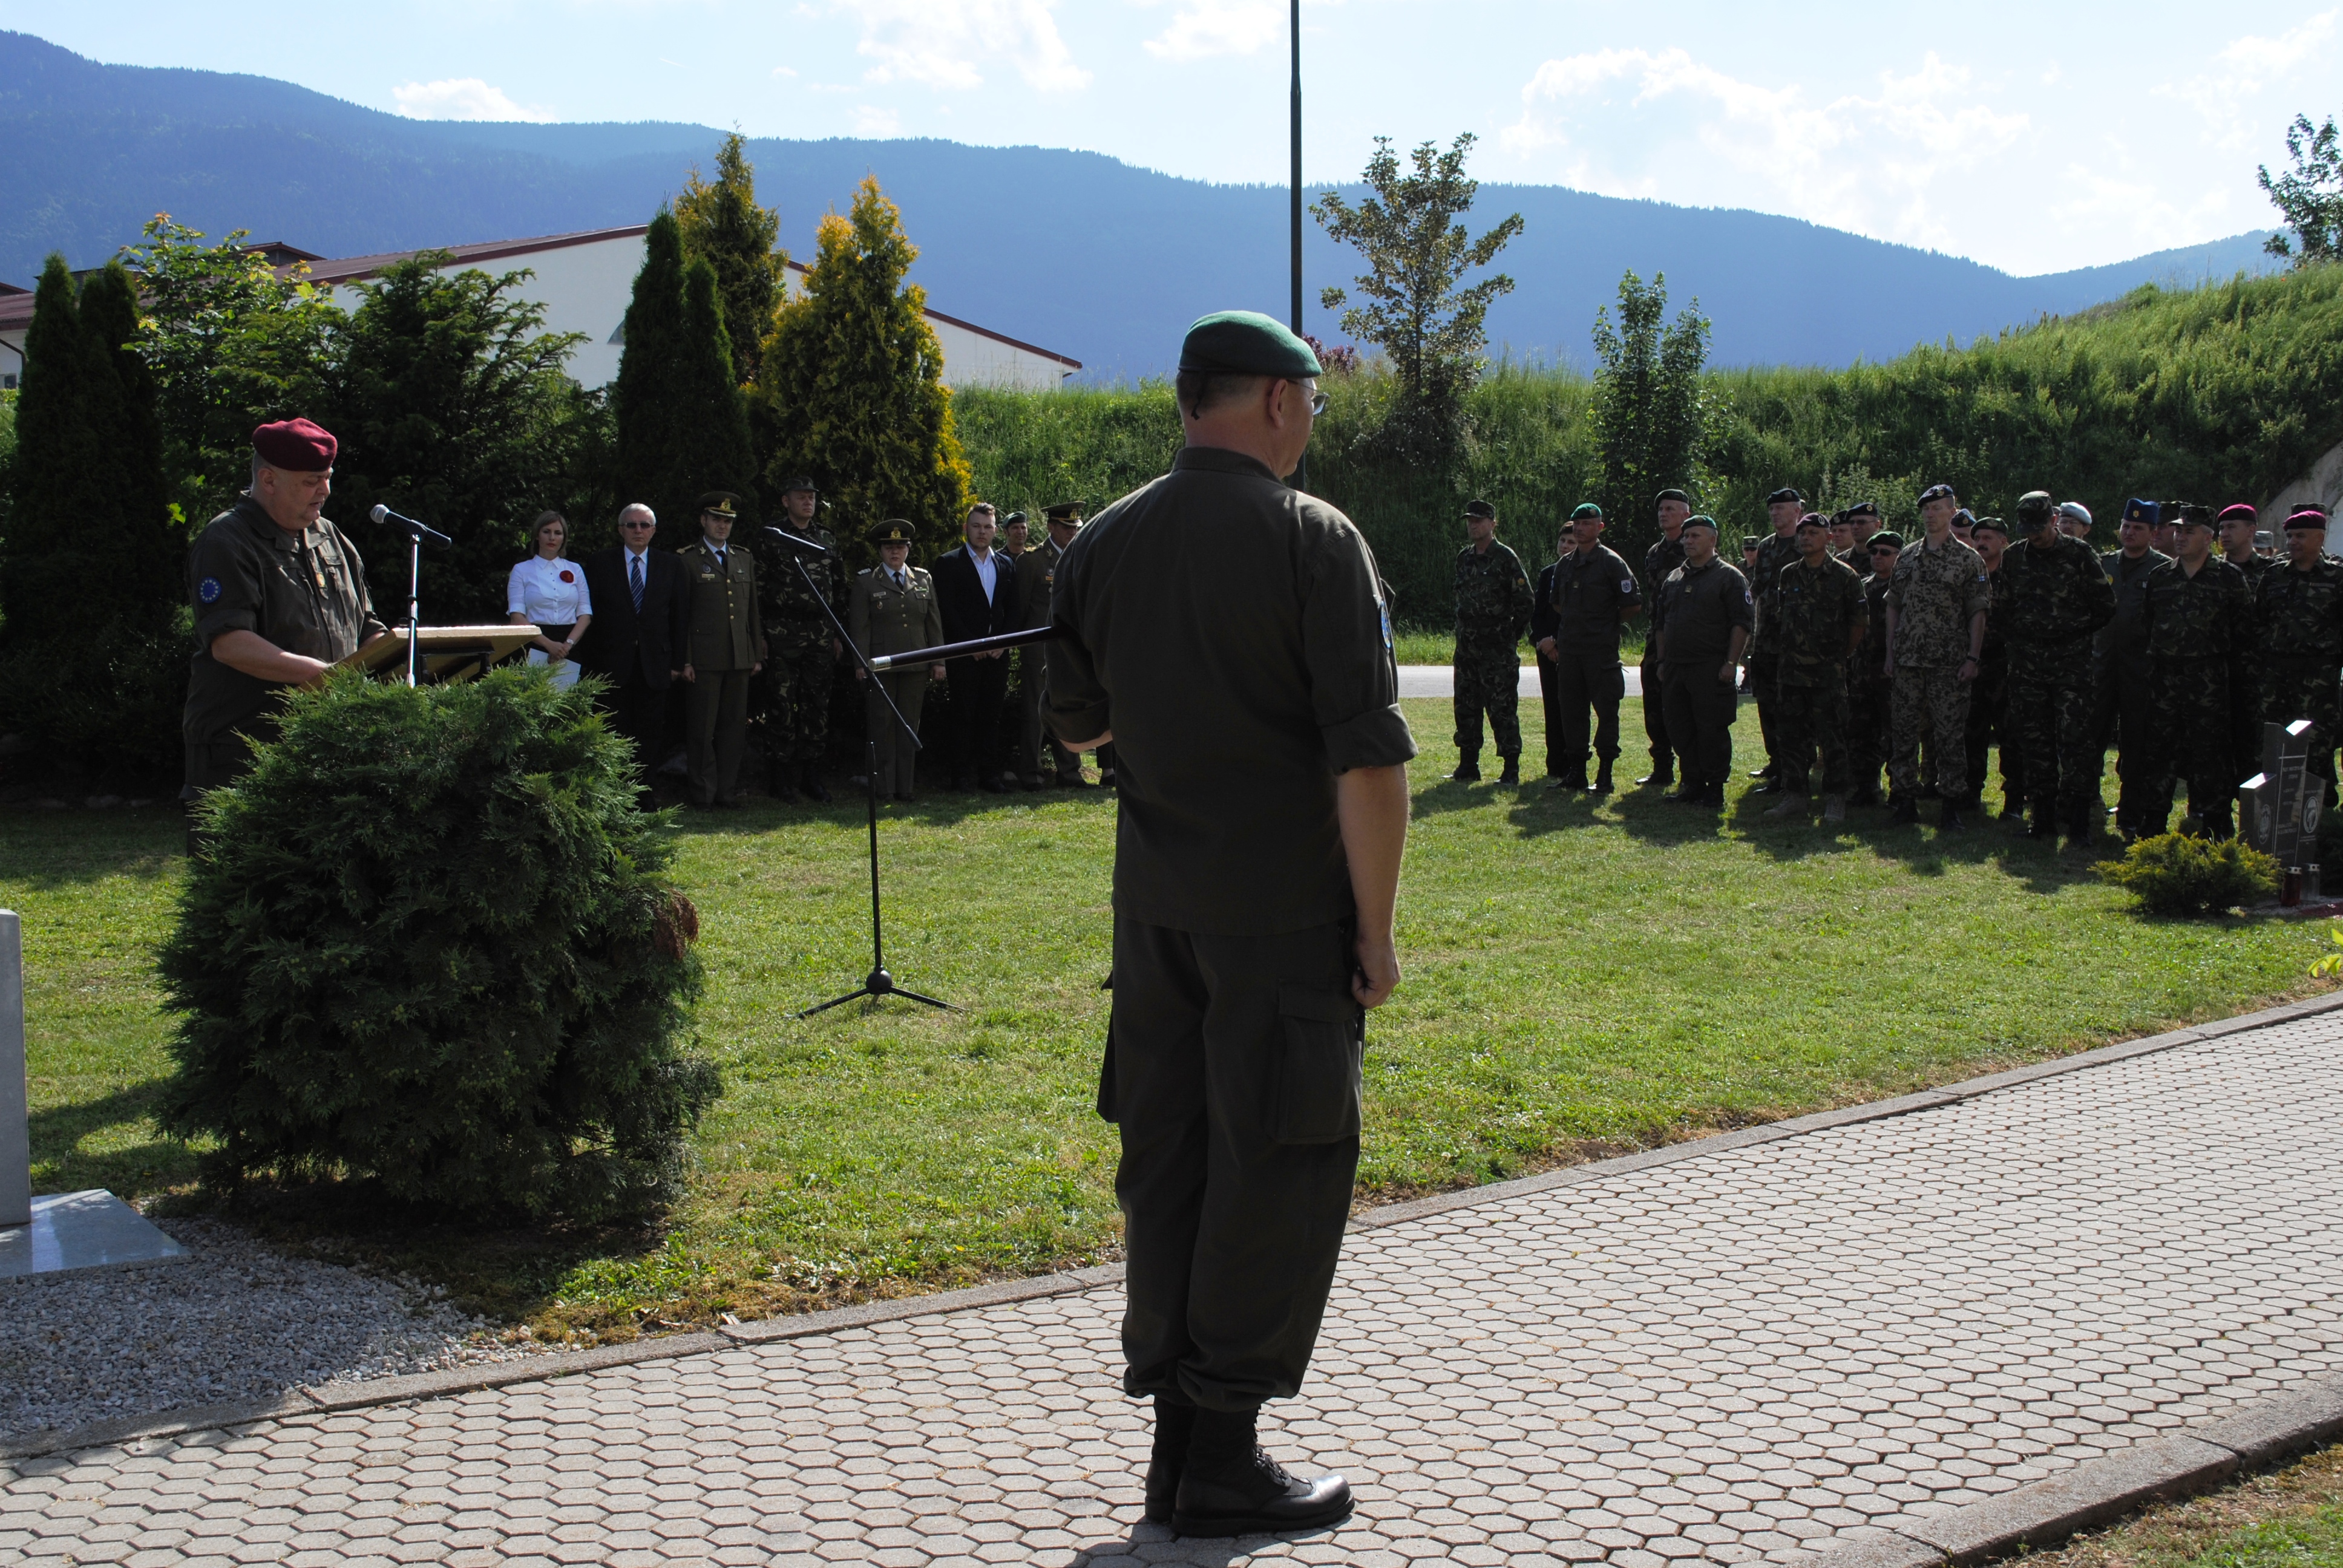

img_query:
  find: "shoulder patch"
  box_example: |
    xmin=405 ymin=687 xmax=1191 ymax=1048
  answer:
xmin=198 ymin=576 xmax=222 ymax=605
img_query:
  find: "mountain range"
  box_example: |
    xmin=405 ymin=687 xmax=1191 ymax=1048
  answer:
xmin=0 ymin=30 xmax=2284 ymax=379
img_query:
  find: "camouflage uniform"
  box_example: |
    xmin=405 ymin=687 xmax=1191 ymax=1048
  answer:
xmin=1770 ymin=553 xmax=1867 ymax=796
xmin=1641 ymin=533 xmax=1688 ymax=780
xmin=2229 ymin=554 xmax=2279 ymax=786
xmin=1964 ymin=559 xmax=2024 ymax=813
xmin=1744 ymin=529 xmax=1803 ymax=776
xmin=754 ymin=520 xmax=847 ymax=777
xmin=2140 ymin=557 xmax=2255 ymax=836
xmin=1886 ymin=535 xmax=1991 ymax=800
xmin=2091 ymin=547 xmax=2172 ymax=837
xmin=1452 ymin=540 xmax=1534 ymax=765
xmin=1847 ymin=573 xmax=1894 ymax=800
xmin=2256 ymin=557 xmax=2343 ymax=812
xmin=1998 ymin=531 xmax=2115 ymax=832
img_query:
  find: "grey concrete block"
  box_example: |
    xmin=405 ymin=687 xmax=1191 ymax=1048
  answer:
xmin=1805 ymin=1532 xmax=1945 ymax=1568
xmin=302 ymin=1333 xmax=731 ymax=1413
xmin=719 ymin=1266 xmax=1126 ymax=1345
xmin=2191 ymin=1374 xmax=2343 ymax=1465
xmin=1901 ymin=1437 xmax=2239 ymax=1563
xmin=0 ymin=1393 xmax=315 ymax=1462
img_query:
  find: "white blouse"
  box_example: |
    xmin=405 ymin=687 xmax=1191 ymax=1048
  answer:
xmin=507 ymin=555 xmax=593 ymax=627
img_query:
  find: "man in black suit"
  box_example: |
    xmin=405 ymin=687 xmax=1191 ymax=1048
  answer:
xmin=575 ymin=503 xmax=689 ymax=780
xmin=931 ymin=501 xmax=1018 ymax=792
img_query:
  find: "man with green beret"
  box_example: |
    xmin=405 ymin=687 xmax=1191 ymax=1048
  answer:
xmin=1764 ymin=512 xmax=1866 ymax=822
xmin=677 ymin=491 xmax=765 ymax=808
xmin=1999 ymin=491 xmax=2114 ymax=841
xmin=1049 ymin=309 xmax=1411 ymax=1537
xmin=1450 ymin=499 xmax=1533 ymax=784
xmin=1846 ymin=531 xmax=1902 ymax=804
xmin=1639 ymin=489 xmax=1692 ymax=787
xmin=1655 ymin=515 xmax=1753 ymax=808
xmin=2257 ymin=509 xmax=2343 ymax=816
xmin=1540 ymin=502 xmax=1643 ymax=794
xmin=756 ymin=476 xmax=845 ymax=803
xmin=1745 ymin=486 xmax=1807 ymax=792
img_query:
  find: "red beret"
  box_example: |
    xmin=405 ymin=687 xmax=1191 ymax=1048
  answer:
xmin=252 ymin=417 xmax=337 ymax=472
xmin=2217 ymin=503 xmax=2257 ymax=522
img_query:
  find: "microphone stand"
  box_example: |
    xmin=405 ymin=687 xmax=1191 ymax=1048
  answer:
xmin=405 ymin=529 xmax=422 ymax=688
xmin=768 ymin=529 xmax=958 ymax=1019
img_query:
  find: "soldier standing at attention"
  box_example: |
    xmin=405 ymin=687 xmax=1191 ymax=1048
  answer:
xmin=677 ymin=492 xmax=764 ymax=809
xmin=849 ymin=520 xmax=945 ymax=803
xmin=1639 ymin=489 xmax=1691 ymax=787
xmin=1744 ymin=486 xmax=1806 ymax=794
xmin=1656 ymin=515 xmax=1753 ymax=809
xmin=2258 ymin=508 xmax=2343 ymax=815
xmin=1542 ymin=503 xmax=1643 ymax=795
xmin=1884 ymin=483 xmax=1990 ymax=830
xmin=1827 ymin=510 xmax=1859 ymax=567
xmin=1529 ymin=523 xmax=1565 ymax=786
xmin=1964 ymin=517 xmax=2024 ymax=822
xmin=997 ymin=511 xmax=1038 ymax=786
xmin=2218 ymin=503 xmax=2275 ymax=790
xmin=1047 ymin=311 xmax=1412 ymax=1537
xmin=1847 ymin=531 xmax=1902 ymax=805
xmin=759 ymin=477 xmax=844 ymax=803
xmin=1763 ymin=511 xmax=1867 ymax=822
xmin=2000 ymin=492 xmax=2115 ymax=843
xmin=1021 ymin=504 xmax=1098 ymax=787
xmin=182 ymin=418 xmax=390 ymax=803
xmin=2092 ymin=500 xmax=2170 ymax=840
xmin=1450 ymin=499 xmax=1533 ymax=784
xmin=2140 ymin=507 xmax=2253 ymax=837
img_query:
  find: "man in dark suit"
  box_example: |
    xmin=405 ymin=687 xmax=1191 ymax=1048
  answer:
xmin=575 ymin=503 xmax=689 ymax=781
xmin=931 ymin=501 xmax=1019 ymax=792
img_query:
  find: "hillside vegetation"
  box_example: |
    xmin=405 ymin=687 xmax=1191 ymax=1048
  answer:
xmin=957 ymin=266 xmax=2343 ymax=624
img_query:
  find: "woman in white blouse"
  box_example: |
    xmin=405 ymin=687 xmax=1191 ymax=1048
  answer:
xmin=506 ymin=511 xmax=594 ymax=690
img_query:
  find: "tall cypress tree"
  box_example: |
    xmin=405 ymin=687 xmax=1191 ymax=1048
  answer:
xmin=756 ymin=177 xmax=974 ymax=569
xmin=613 ymin=212 xmax=689 ymax=539
xmin=673 ymin=134 xmax=786 ymax=389
xmin=673 ymin=255 xmax=756 ymax=523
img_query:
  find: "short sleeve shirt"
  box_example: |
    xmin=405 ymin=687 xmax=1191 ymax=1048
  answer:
xmin=507 ymin=555 xmax=593 ymax=626
xmin=1886 ymin=535 xmax=1990 ymax=668
xmin=1549 ymin=543 xmax=1644 ymax=656
xmin=1047 ymin=445 xmax=1418 ymax=936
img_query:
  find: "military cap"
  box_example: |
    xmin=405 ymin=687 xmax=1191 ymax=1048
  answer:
xmin=1001 ymin=511 xmax=1029 ymax=528
xmin=2217 ymin=503 xmax=2258 ymax=522
xmin=2176 ymin=501 xmax=2214 ymax=526
xmin=2286 ymin=508 xmax=2330 ymax=531
xmin=1970 ymin=514 xmax=2010 ymax=537
xmin=1765 ymin=486 xmax=1804 ymax=506
xmin=1740 ymin=535 xmax=1763 ymax=552
xmin=867 ymin=518 xmax=916 ymax=546
xmin=696 ymin=491 xmax=741 ymax=519
xmin=1179 ymin=310 xmax=1322 ymax=378
xmin=1866 ymin=529 xmax=1906 ymax=551
xmin=1464 ymin=499 xmax=1497 ymax=519
xmin=1570 ymin=501 xmax=1604 ymax=521
xmin=252 ymin=417 xmax=336 ymax=471
xmin=1043 ymin=501 xmax=1085 ymax=524
xmin=2059 ymin=501 xmax=2092 ymax=527
xmin=1843 ymin=500 xmax=1881 ymax=521
xmin=1681 ymin=514 xmax=1719 ymax=532
xmin=1919 ymin=482 xmax=1958 ymax=506
xmin=776 ymin=475 xmax=818 ymax=495
xmin=1795 ymin=510 xmax=1829 ymax=531
xmin=1951 ymin=508 xmax=1977 ymax=528
xmin=2015 ymin=490 xmax=2055 ymax=518
xmin=2122 ymin=497 xmax=2161 ymax=526
xmin=1654 ymin=487 xmax=1691 ymax=506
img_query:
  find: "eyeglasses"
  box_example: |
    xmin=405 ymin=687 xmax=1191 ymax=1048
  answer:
xmin=620 ymin=519 xmax=655 ymax=529
xmin=1294 ymin=379 xmax=1328 ymax=416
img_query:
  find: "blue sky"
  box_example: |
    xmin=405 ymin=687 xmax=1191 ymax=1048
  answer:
xmin=7 ymin=1 xmax=2335 ymax=274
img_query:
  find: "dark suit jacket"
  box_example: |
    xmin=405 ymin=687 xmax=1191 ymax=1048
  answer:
xmin=932 ymin=544 xmax=1020 ymax=644
xmin=576 ymin=546 xmax=688 ymax=688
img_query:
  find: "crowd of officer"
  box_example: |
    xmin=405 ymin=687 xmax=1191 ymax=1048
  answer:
xmin=1449 ymin=486 xmax=2343 ymax=842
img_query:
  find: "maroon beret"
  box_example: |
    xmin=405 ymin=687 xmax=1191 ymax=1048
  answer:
xmin=252 ymin=418 xmax=337 ymax=472
xmin=2218 ymin=503 xmax=2257 ymax=522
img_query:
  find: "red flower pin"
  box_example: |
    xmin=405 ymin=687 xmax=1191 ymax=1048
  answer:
xmin=559 ymin=569 xmax=575 ymax=583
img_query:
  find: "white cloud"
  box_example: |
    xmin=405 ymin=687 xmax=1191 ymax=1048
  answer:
xmin=2182 ymin=11 xmax=2339 ymax=150
xmin=391 ymin=77 xmax=555 ymax=122
xmin=1145 ymin=0 xmax=1279 ymax=62
xmin=834 ymin=0 xmax=1089 ymax=93
xmin=772 ymin=65 xmax=799 ymax=78
xmin=854 ymin=103 xmax=903 ymax=136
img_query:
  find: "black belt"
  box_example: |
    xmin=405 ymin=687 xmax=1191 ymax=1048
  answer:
xmin=537 ymin=621 xmax=574 ymax=643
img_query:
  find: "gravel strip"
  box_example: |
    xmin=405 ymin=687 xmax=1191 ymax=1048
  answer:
xmin=0 ymin=1215 xmax=552 ymax=1442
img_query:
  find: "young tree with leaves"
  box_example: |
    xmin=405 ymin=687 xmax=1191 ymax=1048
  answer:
xmin=674 ymin=132 xmax=788 ymax=390
xmin=1312 ymin=134 xmax=1523 ymax=459
xmin=1588 ymin=270 xmax=1711 ymax=561
xmin=756 ymin=177 xmax=974 ymax=563
xmin=2261 ymin=114 xmax=2343 ymax=266
xmin=614 ymin=211 xmax=758 ymax=544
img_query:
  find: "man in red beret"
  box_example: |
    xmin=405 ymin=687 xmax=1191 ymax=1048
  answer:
xmin=181 ymin=417 xmax=390 ymax=800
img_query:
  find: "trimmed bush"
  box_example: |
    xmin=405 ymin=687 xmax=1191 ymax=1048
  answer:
xmin=159 ymin=668 xmax=719 ymax=1221
xmin=2096 ymin=832 xmax=2281 ymax=918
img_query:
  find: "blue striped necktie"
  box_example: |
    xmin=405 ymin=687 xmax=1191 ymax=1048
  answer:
xmin=630 ymin=554 xmax=644 ymax=612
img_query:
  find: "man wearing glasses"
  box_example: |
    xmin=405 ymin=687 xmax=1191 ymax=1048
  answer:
xmin=577 ymin=503 xmax=689 ymax=786
xmin=1049 ymin=312 xmax=1409 ymax=1540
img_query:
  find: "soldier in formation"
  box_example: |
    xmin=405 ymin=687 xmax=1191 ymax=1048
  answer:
xmin=1884 ymin=484 xmax=1990 ymax=829
xmin=2138 ymin=506 xmax=2254 ymax=839
xmin=1539 ymin=503 xmax=1642 ymax=794
xmin=1743 ymin=488 xmax=1805 ymax=792
xmin=1997 ymin=492 xmax=2114 ymax=842
xmin=1963 ymin=516 xmax=2022 ymax=821
xmin=2258 ymin=508 xmax=2343 ymax=816
xmin=1449 ymin=500 xmax=1533 ymax=784
xmin=1763 ymin=511 xmax=1866 ymax=822
xmin=1638 ymin=489 xmax=1691 ymax=787
xmin=1846 ymin=529 xmax=1901 ymax=804
xmin=677 ymin=492 xmax=765 ymax=809
xmin=1654 ymin=515 xmax=1752 ymax=809
xmin=847 ymin=520 xmax=945 ymax=802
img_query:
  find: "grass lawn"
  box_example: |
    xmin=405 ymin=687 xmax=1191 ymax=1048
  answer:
xmin=1391 ymin=626 xmax=1647 ymax=666
xmin=15 ymin=695 xmax=2333 ymax=1342
xmin=2024 ymin=1443 xmax=2343 ymax=1568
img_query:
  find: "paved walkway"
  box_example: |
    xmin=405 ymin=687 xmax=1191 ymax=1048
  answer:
xmin=9 ymin=1008 xmax=2343 ymax=1567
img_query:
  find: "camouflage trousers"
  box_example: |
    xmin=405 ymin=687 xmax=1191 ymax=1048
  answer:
xmin=1889 ymin=664 xmax=1971 ymax=799
xmin=2007 ymin=652 xmax=2094 ymax=818
xmin=1747 ymin=653 xmax=1782 ymax=770
xmin=2261 ymin=658 xmax=2343 ymax=808
xmin=1846 ymin=667 xmax=1889 ymax=796
xmin=1774 ymin=670 xmax=1850 ymax=796
xmin=756 ymin=624 xmax=838 ymax=763
xmin=2148 ymin=658 xmax=2238 ymax=832
xmin=1963 ymin=653 xmax=2025 ymax=808
xmin=1452 ymin=635 xmax=1522 ymax=759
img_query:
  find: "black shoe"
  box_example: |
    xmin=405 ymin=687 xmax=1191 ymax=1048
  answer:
xmin=1890 ymin=797 xmax=1919 ymax=825
xmin=1020 ymin=776 xmax=1046 ymax=792
xmin=980 ymin=777 xmax=1009 ymax=794
xmin=2065 ymin=809 xmax=2095 ymax=847
xmin=1546 ymin=773 xmax=1584 ymax=792
xmin=1939 ymin=802 xmax=1965 ymax=832
xmin=1450 ymin=752 xmax=1481 ymax=782
xmin=1057 ymin=771 xmax=1093 ymax=788
xmin=1144 ymin=1399 xmax=1196 ymax=1524
xmin=1099 ymin=769 xmax=1118 ymax=788
xmin=800 ymin=765 xmax=831 ymax=804
xmin=768 ymin=766 xmax=801 ymax=803
xmin=1591 ymin=760 xmax=1614 ymax=795
xmin=1637 ymin=770 xmax=1674 ymax=789
xmin=1847 ymin=786 xmax=1878 ymax=807
xmin=1172 ymin=1409 xmax=1354 ymax=1539
xmin=1498 ymin=755 xmax=1521 ymax=785
xmin=1698 ymin=789 xmax=1726 ymax=809
xmin=1749 ymin=765 xmax=1777 ymax=780
xmin=1664 ymin=784 xmax=1703 ymax=803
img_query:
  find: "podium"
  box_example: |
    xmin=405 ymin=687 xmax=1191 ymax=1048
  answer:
xmin=338 ymin=625 xmax=542 ymax=685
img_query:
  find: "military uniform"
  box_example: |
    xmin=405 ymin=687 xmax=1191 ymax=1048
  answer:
xmin=2140 ymin=555 xmax=2254 ymax=836
xmin=1998 ymin=524 xmax=2115 ymax=835
xmin=2258 ymin=554 xmax=2343 ymax=813
xmin=1528 ymin=551 xmax=1564 ymax=780
xmin=755 ymin=495 xmax=845 ymax=797
xmin=1018 ymin=507 xmax=1094 ymax=785
xmin=2092 ymin=545 xmax=2172 ymax=837
xmin=1450 ymin=534 xmax=1533 ymax=776
xmin=1848 ymin=568 xmax=1895 ymax=802
xmin=1546 ymin=539 xmax=1643 ymax=789
xmin=678 ymin=531 xmax=764 ymax=807
xmin=1744 ymin=524 xmax=1803 ymax=779
xmin=1641 ymin=531 xmax=1688 ymax=782
xmin=183 ymin=494 xmax=387 ymax=792
xmin=849 ymin=523 xmax=943 ymax=800
xmin=2226 ymin=551 xmax=2279 ymax=786
xmin=1656 ymin=549 xmax=1753 ymax=803
xmin=1965 ymin=554 xmax=2020 ymax=814
xmin=1886 ymin=534 xmax=1991 ymax=805
xmin=1769 ymin=550 xmax=1866 ymax=801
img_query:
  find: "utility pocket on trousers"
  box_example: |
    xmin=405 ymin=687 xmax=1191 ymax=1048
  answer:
xmin=1274 ymin=984 xmax=1364 ymax=1145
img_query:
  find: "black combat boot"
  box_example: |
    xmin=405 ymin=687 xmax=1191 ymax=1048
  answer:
xmin=1450 ymin=749 xmax=1482 ymax=782
xmin=1497 ymin=754 xmax=1521 ymax=785
xmin=768 ymin=756 xmax=801 ymax=803
xmin=1591 ymin=758 xmax=1614 ymax=795
xmin=1547 ymin=768 xmax=1587 ymax=793
xmin=801 ymin=763 xmax=831 ymax=804
xmin=1890 ymin=795 xmax=1920 ymax=826
xmin=1172 ymin=1406 xmax=1354 ymax=1538
xmin=2065 ymin=803 xmax=2094 ymax=847
xmin=2203 ymin=804 xmax=2235 ymax=840
xmin=1939 ymin=799 xmax=1965 ymax=831
xmin=1637 ymin=765 xmax=1674 ymax=788
xmin=1144 ymin=1398 xmax=1197 ymax=1524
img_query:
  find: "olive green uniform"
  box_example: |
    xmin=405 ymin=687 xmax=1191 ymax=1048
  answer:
xmin=1015 ymin=542 xmax=1070 ymax=782
xmin=1545 ymin=543 xmax=1643 ymax=775
xmin=1451 ymin=541 xmax=1533 ymax=766
xmin=2140 ymin=556 xmax=2254 ymax=836
xmin=1770 ymin=554 xmax=1867 ymax=796
xmin=848 ymin=563 xmax=943 ymax=799
xmin=677 ymin=538 xmax=764 ymax=806
xmin=1745 ymin=528 xmax=1803 ymax=776
xmin=2092 ymin=548 xmax=2172 ymax=837
xmin=2257 ymin=557 xmax=2343 ymax=812
xmin=755 ymin=521 xmax=845 ymax=769
xmin=1049 ymin=445 xmax=1416 ymax=1413
xmin=183 ymin=496 xmax=387 ymax=793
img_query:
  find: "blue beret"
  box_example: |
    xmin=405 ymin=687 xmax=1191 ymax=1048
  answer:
xmin=2123 ymin=497 xmax=2160 ymax=526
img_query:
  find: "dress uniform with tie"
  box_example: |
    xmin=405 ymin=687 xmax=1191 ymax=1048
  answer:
xmin=849 ymin=520 xmax=945 ymax=801
xmin=677 ymin=492 xmax=764 ymax=808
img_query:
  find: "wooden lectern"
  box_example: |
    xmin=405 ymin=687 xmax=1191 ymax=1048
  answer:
xmin=338 ymin=625 xmax=543 ymax=685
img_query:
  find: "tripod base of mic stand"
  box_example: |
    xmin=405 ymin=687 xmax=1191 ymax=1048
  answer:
xmin=796 ymin=966 xmax=958 ymax=1019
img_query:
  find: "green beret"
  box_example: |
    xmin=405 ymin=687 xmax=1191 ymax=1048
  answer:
xmin=1680 ymin=514 xmax=1719 ymax=532
xmin=1179 ymin=310 xmax=1323 ymax=378
xmin=1867 ymin=529 xmax=1906 ymax=551
xmin=1571 ymin=502 xmax=1604 ymax=521
xmin=1970 ymin=515 xmax=2010 ymax=537
xmin=1463 ymin=499 xmax=1496 ymax=520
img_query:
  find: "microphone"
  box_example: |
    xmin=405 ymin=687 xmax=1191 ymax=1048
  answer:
xmin=369 ymin=503 xmax=452 ymax=547
xmin=763 ymin=525 xmax=833 ymax=557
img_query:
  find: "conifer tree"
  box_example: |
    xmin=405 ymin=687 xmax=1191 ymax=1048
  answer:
xmin=674 ymin=134 xmax=787 ymax=388
xmin=756 ymin=178 xmax=974 ymax=564
xmin=614 ymin=212 xmax=756 ymax=540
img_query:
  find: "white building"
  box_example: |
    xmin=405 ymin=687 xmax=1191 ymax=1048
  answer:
xmin=0 ymin=224 xmax=1081 ymax=393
